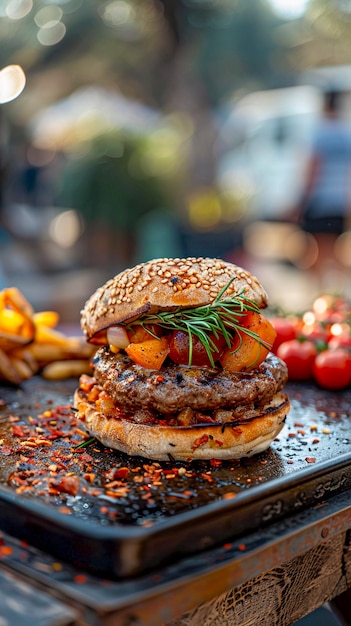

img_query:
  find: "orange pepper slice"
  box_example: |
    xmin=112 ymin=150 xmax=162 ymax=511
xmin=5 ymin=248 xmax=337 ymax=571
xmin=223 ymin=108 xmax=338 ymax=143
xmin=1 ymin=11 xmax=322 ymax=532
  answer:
xmin=125 ymin=336 xmax=170 ymax=369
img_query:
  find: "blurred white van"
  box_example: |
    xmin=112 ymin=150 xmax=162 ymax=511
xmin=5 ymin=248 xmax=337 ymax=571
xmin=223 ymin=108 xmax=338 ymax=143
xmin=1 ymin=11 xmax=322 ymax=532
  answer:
xmin=217 ymin=85 xmax=322 ymax=220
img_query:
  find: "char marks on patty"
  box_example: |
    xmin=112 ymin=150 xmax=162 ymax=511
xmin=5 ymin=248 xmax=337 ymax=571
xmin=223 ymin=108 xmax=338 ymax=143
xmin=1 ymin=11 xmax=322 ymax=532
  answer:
xmin=92 ymin=347 xmax=288 ymax=414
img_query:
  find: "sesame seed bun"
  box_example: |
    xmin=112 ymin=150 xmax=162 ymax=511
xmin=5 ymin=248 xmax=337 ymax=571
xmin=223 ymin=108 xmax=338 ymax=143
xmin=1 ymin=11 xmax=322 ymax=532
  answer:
xmin=81 ymin=257 xmax=268 ymax=343
xmin=74 ymin=388 xmax=289 ymax=461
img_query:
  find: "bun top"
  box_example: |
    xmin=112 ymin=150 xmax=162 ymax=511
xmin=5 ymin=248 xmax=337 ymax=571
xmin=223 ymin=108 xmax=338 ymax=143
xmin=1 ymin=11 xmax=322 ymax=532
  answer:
xmin=81 ymin=257 xmax=268 ymax=343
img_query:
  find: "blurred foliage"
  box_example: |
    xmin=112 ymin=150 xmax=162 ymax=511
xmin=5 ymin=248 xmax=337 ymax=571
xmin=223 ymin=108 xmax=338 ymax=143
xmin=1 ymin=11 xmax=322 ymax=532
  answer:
xmin=54 ymin=131 xmax=167 ymax=233
xmin=1 ymin=0 xmax=296 ymax=118
xmin=3 ymin=0 xmax=351 ymax=272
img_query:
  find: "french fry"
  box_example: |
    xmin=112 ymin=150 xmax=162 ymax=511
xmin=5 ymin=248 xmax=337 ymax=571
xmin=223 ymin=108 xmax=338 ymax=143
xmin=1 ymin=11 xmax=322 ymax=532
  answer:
xmin=0 ymin=332 xmax=33 ymax=352
xmin=0 ymin=288 xmax=35 ymax=340
xmin=33 ymin=311 xmax=60 ymax=328
xmin=10 ymin=347 xmax=39 ymax=375
xmin=34 ymin=324 xmax=73 ymax=347
xmin=27 ymin=343 xmax=77 ymax=363
xmin=0 ymin=348 xmax=23 ymax=385
xmin=41 ymin=359 xmax=92 ymax=380
xmin=10 ymin=356 xmax=34 ymax=381
xmin=0 ymin=287 xmax=96 ymax=384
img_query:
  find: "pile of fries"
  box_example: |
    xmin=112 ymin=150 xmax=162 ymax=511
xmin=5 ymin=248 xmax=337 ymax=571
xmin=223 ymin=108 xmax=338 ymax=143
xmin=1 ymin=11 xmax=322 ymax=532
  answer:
xmin=0 ymin=287 xmax=96 ymax=385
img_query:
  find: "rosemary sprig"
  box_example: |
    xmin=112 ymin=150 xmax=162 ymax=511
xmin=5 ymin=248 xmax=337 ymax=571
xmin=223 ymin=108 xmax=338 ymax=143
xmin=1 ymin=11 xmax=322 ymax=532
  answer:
xmin=74 ymin=437 xmax=96 ymax=449
xmin=126 ymin=278 xmax=269 ymax=367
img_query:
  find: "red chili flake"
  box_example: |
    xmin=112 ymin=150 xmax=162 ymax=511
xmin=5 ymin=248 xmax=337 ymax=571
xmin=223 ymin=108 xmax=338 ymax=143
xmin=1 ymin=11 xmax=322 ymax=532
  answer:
xmin=288 ymin=432 xmax=296 ymax=438
xmin=297 ymin=429 xmax=305 ymax=436
xmin=0 ymin=545 xmax=13 ymax=556
xmin=0 ymin=445 xmax=14 ymax=455
xmin=294 ymin=422 xmax=304 ymax=427
xmin=287 ymin=460 xmax=294 ymax=464
xmin=57 ymin=506 xmax=72 ymax=515
xmin=238 ymin=543 xmax=246 ymax=551
xmin=222 ymin=492 xmax=236 ymax=500
xmin=215 ymin=440 xmax=223 ymax=446
xmin=100 ymin=506 xmax=109 ymax=515
xmin=312 ymin=438 xmax=320 ymax=444
xmin=83 ymin=473 xmax=95 ymax=483
xmin=305 ymin=457 xmax=317 ymax=464
xmin=210 ymin=459 xmax=222 ymax=467
xmin=192 ymin=434 xmax=209 ymax=450
xmin=114 ymin=467 xmax=129 ymax=479
xmin=231 ymin=426 xmax=242 ymax=436
xmin=154 ymin=375 xmax=165 ymax=384
xmin=141 ymin=492 xmax=153 ymax=500
xmin=52 ymin=475 xmax=80 ymax=495
xmin=74 ymin=574 xmax=87 ymax=584
xmin=201 ymin=473 xmax=213 ymax=482
xmin=223 ymin=543 xmax=233 ymax=550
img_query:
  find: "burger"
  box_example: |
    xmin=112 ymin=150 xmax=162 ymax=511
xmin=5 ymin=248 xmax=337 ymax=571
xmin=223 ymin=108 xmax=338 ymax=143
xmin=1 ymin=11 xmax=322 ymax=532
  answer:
xmin=74 ymin=257 xmax=290 ymax=461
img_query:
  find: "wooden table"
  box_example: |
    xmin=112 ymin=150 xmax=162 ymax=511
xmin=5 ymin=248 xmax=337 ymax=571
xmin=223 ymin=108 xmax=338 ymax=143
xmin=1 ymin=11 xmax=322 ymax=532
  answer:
xmin=0 ymin=486 xmax=351 ymax=626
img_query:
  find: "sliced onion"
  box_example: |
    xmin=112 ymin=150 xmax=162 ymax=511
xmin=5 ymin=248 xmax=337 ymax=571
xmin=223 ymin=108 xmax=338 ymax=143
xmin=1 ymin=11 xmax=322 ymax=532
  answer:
xmin=107 ymin=325 xmax=130 ymax=349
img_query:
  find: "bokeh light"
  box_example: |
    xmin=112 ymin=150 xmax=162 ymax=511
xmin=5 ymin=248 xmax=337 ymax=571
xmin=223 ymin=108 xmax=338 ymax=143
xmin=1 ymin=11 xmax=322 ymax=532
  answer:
xmin=334 ymin=231 xmax=351 ymax=267
xmin=37 ymin=20 xmax=66 ymax=46
xmin=34 ymin=5 xmax=63 ymax=27
xmin=0 ymin=64 xmax=26 ymax=103
xmin=6 ymin=0 xmax=33 ymax=20
xmin=49 ymin=210 xmax=83 ymax=248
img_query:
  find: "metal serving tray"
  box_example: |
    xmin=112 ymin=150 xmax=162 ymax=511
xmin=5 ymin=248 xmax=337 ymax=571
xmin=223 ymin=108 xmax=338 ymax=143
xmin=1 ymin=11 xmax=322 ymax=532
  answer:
xmin=0 ymin=377 xmax=350 ymax=579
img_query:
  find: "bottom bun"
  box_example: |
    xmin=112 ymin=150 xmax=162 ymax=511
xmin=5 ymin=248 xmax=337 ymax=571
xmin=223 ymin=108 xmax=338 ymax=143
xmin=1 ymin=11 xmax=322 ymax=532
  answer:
xmin=73 ymin=389 xmax=289 ymax=461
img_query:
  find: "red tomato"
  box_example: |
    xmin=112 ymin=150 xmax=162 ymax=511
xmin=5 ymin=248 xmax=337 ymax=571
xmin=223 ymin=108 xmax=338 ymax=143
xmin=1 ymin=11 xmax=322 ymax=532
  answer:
xmin=276 ymin=339 xmax=317 ymax=381
xmin=313 ymin=348 xmax=351 ymax=390
xmin=328 ymin=334 xmax=351 ymax=351
xmin=300 ymin=323 xmax=328 ymax=343
xmin=169 ymin=330 xmax=227 ymax=366
xmin=270 ymin=317 xmax=297 ymax=353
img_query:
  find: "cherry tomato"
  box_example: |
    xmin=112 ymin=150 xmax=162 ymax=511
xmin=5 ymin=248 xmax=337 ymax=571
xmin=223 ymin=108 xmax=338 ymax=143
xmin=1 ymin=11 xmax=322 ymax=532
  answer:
xmin=313 ymin=348 xmax=351 ymax=390
xmin=169 ymin=330 xmax=227 ymax=366
xmin=276 ymin=339 xmax=317 ymax=381
xmin=270 ymin=317 xmax=297 ymax=353
xmin=328 ymin=334 xmax=351 ymax=351
xmin=300 ymin=323 xmax=328 ymax=344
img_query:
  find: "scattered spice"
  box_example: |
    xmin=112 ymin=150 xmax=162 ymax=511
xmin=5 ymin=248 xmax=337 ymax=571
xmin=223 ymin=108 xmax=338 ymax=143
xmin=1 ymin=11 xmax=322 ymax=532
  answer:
xmin=0 ymin=379 xmax=348 ymax=536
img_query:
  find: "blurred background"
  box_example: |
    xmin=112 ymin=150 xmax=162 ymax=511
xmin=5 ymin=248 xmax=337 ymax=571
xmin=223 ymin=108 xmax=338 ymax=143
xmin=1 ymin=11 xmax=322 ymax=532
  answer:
xmin=1 ymin=0 xmax=351 ymax=325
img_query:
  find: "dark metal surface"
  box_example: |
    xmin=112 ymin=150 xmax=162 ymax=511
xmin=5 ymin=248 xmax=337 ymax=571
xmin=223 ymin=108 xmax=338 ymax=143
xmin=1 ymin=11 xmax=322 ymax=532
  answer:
xmin=0 ymin=567 xmax=78 ymax=626
xmin=0 ymin=377 xmax=350 ymax=578
xmin=1 ymin=488 xmax=351 ymax=626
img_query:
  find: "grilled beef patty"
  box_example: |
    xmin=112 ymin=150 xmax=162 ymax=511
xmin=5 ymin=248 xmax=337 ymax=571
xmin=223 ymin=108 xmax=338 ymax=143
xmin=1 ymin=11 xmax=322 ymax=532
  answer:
xmin=92 ymin=347 xmax=288 ymax=414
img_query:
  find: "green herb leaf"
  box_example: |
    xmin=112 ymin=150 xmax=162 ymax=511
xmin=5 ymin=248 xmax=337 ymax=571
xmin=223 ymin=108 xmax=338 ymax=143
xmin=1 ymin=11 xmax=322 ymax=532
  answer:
xmin=74 ymin=437 xmax=96 ymax=449
xmin=126 ymin=279 xmax=269 ymax=367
